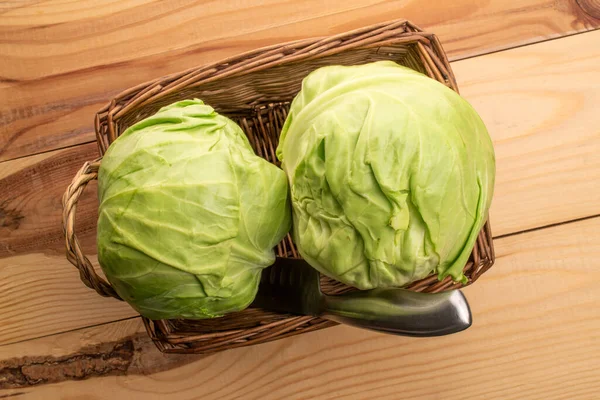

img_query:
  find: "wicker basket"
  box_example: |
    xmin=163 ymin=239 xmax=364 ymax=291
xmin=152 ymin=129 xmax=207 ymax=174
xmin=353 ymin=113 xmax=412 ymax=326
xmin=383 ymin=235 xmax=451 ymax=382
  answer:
xmin=62 ymin=19 xmax=495 ymax=355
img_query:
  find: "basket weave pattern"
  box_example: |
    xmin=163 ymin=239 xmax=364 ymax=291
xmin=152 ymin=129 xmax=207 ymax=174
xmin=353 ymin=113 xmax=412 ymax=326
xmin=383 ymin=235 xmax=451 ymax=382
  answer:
xmin=63 ymin=20 xmax=495 ymax=354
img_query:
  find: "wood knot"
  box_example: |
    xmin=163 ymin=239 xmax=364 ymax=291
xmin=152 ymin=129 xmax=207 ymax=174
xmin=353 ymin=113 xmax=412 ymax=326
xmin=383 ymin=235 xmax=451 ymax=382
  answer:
xmin=0 ymin=202 xmax=24 ymax=231
xmin=576 ymin=0 xmax=600 ymax=18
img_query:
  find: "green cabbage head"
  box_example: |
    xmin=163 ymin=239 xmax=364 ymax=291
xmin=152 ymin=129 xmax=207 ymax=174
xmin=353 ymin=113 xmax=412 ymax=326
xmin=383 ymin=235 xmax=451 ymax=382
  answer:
xmin=277 ymin=61 xmax=495 ymax=289
xmin=97 ymin=99 xmax=291 ymax=320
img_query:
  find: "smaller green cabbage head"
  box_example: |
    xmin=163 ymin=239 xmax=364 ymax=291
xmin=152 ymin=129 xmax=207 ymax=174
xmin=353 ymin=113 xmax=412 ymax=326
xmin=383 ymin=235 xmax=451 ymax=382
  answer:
xmin=97 ymin=99 xmax=291 ymax=320
xmin=277 ymin=61 xmax=495 ymax=290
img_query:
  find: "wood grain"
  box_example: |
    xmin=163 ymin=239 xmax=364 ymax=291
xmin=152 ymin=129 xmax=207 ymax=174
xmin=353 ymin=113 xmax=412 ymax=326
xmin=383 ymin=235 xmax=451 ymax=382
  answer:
xmin=1 ymin=0 xmax=599 ymax=162
xmin=0 ymin=150 xmax=56 ymax=181
xmin=0 ymin=142 xmax=99 ymax=257
xmin=0 ymin=252 xmax=136 ymax=345
xmin=577 ymin=0 xmax=600 ymax=18
xmin=1 ymin=29 xmax=599 ymax=346
xmin=451 ymin=29 xmax=600 ymax=235
xmin=1 ymin=216 xmax=598 ymax=399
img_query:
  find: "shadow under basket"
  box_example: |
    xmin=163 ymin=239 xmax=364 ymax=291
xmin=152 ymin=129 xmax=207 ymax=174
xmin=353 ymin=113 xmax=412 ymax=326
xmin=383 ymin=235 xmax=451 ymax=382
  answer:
xmin=62 ymin=19 xmax=495 ymax=355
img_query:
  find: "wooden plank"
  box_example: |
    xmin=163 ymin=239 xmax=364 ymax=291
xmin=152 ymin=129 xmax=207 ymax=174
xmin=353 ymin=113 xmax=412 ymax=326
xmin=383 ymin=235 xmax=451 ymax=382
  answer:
xmin=1 ymin=216 xmax=598 ymax=399
xmin=1 ymin=0 xmax=599 ymax=162
xmin=0 ymin=252 xmax=136 ymax=345
xmin=1 ymin=29 xmax=599 ymax=346
xmin=0 ymin=142 xmax=99 ymax=257
xmin=451 ymin=30 xmax=600 ymax=235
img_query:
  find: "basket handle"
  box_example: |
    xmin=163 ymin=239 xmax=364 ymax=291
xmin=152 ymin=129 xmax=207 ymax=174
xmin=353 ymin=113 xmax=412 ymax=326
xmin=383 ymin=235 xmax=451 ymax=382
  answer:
xmin=62 ymin=159 xmax=122 ymax=300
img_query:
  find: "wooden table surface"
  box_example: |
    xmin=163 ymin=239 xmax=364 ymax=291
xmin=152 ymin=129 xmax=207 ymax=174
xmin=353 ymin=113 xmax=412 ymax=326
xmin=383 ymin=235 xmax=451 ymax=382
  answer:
xmin=1 ymin=1 xmax=600 ymax=399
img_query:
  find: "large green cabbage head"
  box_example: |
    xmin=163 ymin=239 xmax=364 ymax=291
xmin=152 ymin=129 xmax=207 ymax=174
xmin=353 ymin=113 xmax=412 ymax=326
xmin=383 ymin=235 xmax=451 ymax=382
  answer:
xmin=277 ymin=61 xmax=495 ymax=289
xmin=97 ymin=99 xmax=290 ymax=320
